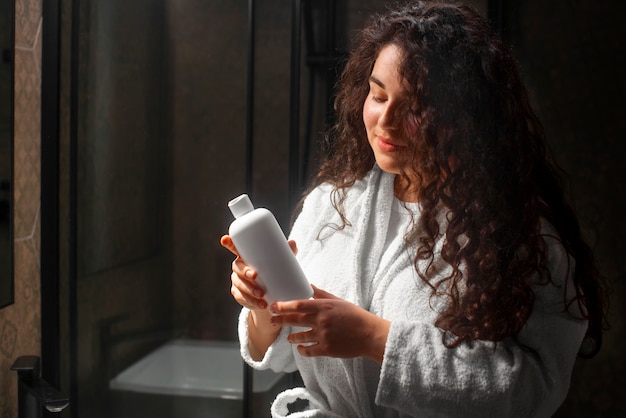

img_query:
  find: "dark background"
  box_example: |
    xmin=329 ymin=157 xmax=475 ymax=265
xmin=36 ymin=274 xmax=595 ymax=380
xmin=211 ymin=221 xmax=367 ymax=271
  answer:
xmin=502 ymin=1 xmax=626 ymax=415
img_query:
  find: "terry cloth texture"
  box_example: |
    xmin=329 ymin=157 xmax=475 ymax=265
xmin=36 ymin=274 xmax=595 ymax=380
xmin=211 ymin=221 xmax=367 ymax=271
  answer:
xmin=238 ymin=165 xmax=587 ymax=418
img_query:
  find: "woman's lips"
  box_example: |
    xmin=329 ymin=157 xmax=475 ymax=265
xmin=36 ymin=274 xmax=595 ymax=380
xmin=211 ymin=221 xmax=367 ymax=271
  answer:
xmin=377 ymin=136 xmax=403 ymax=152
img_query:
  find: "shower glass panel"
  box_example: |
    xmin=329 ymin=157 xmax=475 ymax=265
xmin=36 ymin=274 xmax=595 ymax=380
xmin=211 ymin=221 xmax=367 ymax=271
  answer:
xmin=64 ymin=0 xmax=294 ymax=416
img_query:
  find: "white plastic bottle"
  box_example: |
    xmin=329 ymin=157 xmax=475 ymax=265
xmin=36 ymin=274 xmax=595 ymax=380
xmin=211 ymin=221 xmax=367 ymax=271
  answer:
xmin=228 ymin=194 xmax=313 ymax=304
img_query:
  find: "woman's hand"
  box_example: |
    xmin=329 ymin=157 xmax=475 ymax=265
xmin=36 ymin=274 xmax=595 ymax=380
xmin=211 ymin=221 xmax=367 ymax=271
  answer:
xmin=221 ymin=235 xmax=299 ymax=310
xmin=269 ymin=285 xmax=391 ymax=365
xmin=220 ymin=234 xmax=269 ymax=311
xmin=220 ymin=234 xmax=299 ymax=361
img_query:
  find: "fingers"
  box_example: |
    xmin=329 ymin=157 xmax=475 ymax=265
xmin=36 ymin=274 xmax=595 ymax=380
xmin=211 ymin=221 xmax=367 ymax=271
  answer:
xmin=296 ymin=343 xmax=319 ymax=357
xmin=312 ymin=285 xmax=338 ymax=300
xmin=220 ymin=235 xmax=239 ymax=256
xmin=287 ymin=239 xmax=298 ymax=255
xmin=270 ymin=311 xmax=316 ymax=329
xmin=222 ymin=235 xmax=256 ymax=280
xmin=266 ymin=287 xmax=336 ymax=317
xmin=223 ymin=235 xmax=266 ymax=310
xmin=231 ymin=256 xmax=256 ymax=280
xmin=269 ymin=298 xmax=321 ymax=316
xmin=230 ymin=270 xmax=267 ymax=310
xmin=287 ymin=327 xmax=318 ymax=349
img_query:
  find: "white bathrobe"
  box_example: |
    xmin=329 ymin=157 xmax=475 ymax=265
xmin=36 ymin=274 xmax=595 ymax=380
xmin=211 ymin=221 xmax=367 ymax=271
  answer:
xmin=238 ymin=165 xmax=587 ymax=418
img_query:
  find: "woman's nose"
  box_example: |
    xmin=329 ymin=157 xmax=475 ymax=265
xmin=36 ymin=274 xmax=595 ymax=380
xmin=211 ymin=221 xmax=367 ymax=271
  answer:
xmin=379 ymin=103 xmax=398 ymax=130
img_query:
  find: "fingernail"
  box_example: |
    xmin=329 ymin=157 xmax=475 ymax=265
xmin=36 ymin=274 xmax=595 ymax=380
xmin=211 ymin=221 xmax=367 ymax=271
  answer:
xmin=269 ymin=303 xmax=277 ymax=314
xmin=254 ymin=288 xmax=263 ymax=297
xmin=245 ymin=270 xmax=254 ymax=279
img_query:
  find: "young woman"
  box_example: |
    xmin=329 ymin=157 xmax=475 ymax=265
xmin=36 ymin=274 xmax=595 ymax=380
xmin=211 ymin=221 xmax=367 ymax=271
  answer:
xmin=221 ymin=2 xmax=605 ymax=416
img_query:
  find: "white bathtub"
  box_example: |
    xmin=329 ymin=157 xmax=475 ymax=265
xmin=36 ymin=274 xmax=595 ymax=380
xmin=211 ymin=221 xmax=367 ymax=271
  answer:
xmin=109 ymin=339 xmax=289 ymax=418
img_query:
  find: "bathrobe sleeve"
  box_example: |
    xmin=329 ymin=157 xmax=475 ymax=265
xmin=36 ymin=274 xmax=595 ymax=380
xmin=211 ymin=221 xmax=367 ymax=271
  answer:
xmin=376 ymin=231 xmax=588 ymax=418
xmin=238 ymin=307 xmax=299 ymax=373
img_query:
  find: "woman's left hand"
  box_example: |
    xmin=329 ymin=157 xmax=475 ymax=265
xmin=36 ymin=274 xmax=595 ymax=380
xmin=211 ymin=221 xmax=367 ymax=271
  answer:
xmin=269 ymin=285 xmax=391 ymax=365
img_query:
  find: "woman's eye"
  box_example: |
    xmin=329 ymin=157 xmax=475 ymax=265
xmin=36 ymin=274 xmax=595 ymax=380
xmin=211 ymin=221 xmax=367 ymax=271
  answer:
xmin=371 ymin=95 xmax=386 ymax=103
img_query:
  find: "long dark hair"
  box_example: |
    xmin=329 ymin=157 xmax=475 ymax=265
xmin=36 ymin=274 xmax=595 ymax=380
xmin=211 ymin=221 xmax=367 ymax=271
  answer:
xmin=302 ymin=1 xmax=605 ymax=356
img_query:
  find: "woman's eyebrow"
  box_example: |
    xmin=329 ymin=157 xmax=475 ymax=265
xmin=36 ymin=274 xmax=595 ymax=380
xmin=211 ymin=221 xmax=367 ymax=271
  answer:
xmin=369 ymin=75 xmax=385 ymax=89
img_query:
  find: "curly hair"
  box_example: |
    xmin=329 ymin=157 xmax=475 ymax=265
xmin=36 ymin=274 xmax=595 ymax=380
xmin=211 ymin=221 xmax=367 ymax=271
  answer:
xmin=302 ymin=1 xmax=605 ymax=356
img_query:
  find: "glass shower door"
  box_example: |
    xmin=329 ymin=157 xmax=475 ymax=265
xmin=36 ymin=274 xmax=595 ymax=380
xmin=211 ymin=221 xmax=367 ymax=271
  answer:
xmin=60 ymin=0 xmax=273 ymax=417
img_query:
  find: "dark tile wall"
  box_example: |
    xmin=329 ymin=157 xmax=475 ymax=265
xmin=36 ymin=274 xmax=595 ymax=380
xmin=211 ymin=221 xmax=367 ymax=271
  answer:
xmin=509 ymin=1 xmax=626 ymax=416
xmin=168 ymin=0 xmax=249 ymax=342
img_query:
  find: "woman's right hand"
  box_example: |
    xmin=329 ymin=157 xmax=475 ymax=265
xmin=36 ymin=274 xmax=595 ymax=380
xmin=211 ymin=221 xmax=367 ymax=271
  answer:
xmin=220 ymin=235 xmax=268 ymax=311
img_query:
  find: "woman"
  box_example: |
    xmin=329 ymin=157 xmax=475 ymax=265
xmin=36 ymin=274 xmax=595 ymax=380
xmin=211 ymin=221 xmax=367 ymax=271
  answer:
xmin=221 ymin=1 xmax=605 ymax=417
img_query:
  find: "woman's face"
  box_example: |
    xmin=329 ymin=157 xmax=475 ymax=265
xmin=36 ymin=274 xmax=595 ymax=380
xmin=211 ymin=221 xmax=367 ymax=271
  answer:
xmin=363 ymin=44 xmax=414 ymax=177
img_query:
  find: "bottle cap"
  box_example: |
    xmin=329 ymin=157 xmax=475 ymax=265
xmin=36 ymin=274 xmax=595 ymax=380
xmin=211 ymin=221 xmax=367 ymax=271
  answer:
xmin=228 ymin=194 xmax=255 ymax=218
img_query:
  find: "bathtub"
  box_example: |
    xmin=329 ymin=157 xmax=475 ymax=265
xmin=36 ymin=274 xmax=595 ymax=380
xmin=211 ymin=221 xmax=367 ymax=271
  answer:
xmin=109 ymin=339 xmax=291 ymax=418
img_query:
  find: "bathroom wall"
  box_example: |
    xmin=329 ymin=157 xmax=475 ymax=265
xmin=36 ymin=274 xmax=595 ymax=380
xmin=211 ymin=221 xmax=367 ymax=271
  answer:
xmin=509 ymin=1 xmax=626 ymax=415
xmin=167 ymin=0 xmax=250 ymax=342
xmin=0 ymin=0 xmax=42 ymax=417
